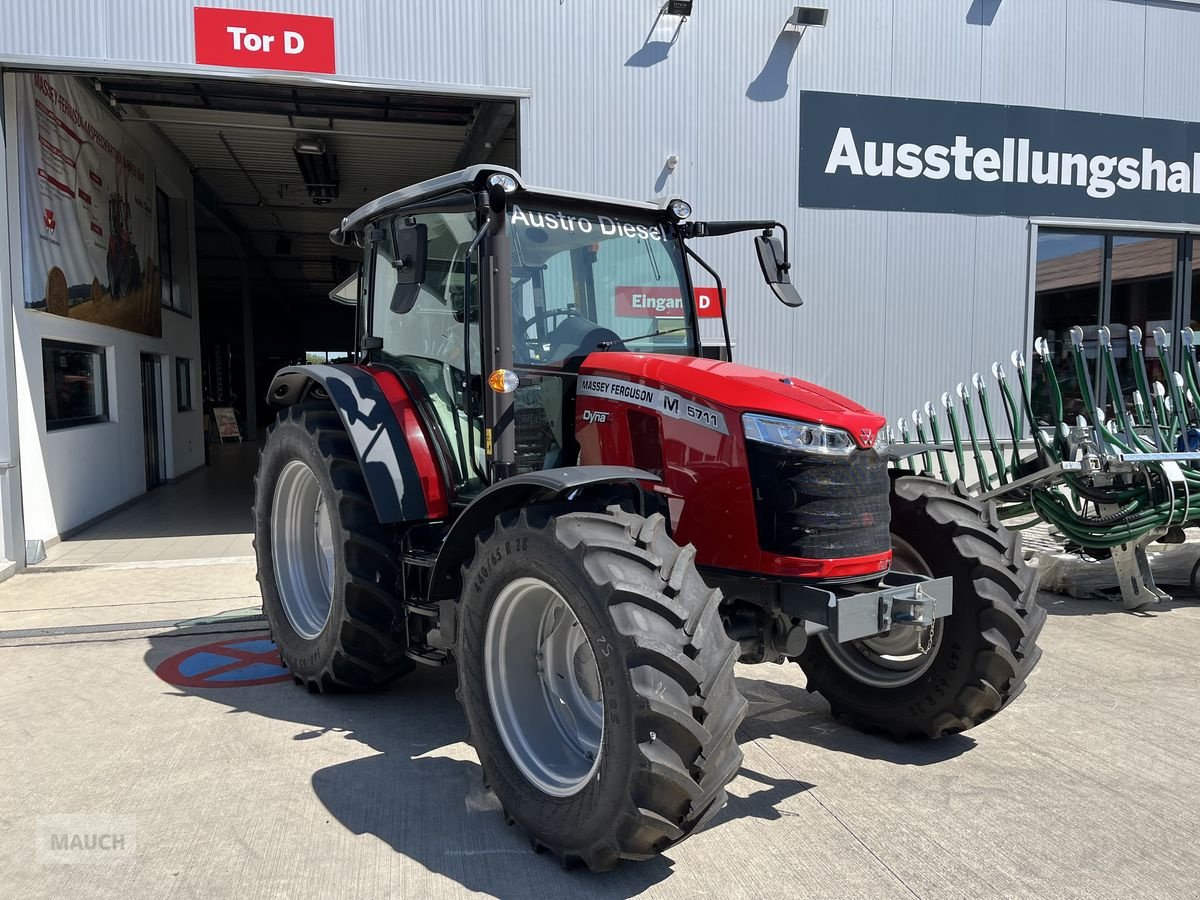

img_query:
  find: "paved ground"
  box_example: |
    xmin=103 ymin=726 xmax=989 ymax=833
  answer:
xmin=37 ymin=443 xmax=258 ymax=569
xmin=1 ymin=560 xmax=1199 ymax=899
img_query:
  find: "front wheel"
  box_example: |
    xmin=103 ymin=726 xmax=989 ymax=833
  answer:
xmin=457 ymin=506 xmax=746 ymax=871
xmin=253 ymin=402 xmax=413 ymax=692
xmin=797 ymin=475 xmax=1045 ymax=738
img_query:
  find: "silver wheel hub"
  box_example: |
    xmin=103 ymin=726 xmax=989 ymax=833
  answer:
xmin=818 ymin=536 xmax=944 ymax=688
xmin=271 ymin=460 xmax=335 ymax=640
xmin=484 ymin=577 xmax=604 ymax=797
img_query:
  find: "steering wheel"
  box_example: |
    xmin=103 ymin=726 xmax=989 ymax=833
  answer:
xmin=520 ymin=307 xmax=578 ymax=336
xmin=516 ymin=308 xmax=580 ymax=362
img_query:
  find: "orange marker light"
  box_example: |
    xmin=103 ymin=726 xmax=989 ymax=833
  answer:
xmin=488 ymin=369 xmax=520 ymax=394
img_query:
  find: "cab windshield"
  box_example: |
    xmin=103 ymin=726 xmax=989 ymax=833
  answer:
xmin=508 ymin=202 xmax=694 ymax=366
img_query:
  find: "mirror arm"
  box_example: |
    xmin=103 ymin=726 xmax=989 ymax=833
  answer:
xmin=686 ymin=219 xmax=791 ymax=266
xmin=684 ymin=244 xmax=732 ymax=362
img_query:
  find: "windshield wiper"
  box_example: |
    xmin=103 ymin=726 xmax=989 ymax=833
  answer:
xmin=643 ymin=239 xmax=661 ymax=281
xmin=598 ymin=327 xmax=689 ymax=349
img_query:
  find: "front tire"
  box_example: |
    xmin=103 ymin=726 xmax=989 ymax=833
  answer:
xmin=797 ymin=475 xmax=1045 ymax=738
xmin=457 ymin=506 xmax=746 ymax=870
xmin=254 ymin=402 xmax=413 ymax=692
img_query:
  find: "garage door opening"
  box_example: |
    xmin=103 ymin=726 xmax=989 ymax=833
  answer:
xmin=18 ymin=70 xmax=517 ymax=567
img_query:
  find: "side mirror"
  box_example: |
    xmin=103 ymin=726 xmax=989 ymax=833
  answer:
xmin=389 ymin=220 xmax=428 ymax=313
xmin=754 ymin=233 xmax=803 ymax=308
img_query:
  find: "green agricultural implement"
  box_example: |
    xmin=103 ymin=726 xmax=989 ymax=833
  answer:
xmin=890 ymin=324 xmax=1200 ymax=611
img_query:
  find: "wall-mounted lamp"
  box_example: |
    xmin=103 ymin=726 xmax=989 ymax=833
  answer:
xmin=784 ymin=6 xmax=829 ymax=33
xmin=665 ymin=154 xmax=680 ymax=171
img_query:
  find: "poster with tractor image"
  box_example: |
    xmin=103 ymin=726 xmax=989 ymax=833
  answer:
xmin=16 ymin=72 xmax=160 ymax=337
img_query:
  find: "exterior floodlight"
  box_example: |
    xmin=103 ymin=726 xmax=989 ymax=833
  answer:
xmin=294 ymin=137 xmax=326 ymax=155
xmin=784 ymin=6 xmax=829 ymax=32
xmin=487 ymin=173 xmax=518 ymax=193
xmin=669 ymin=199 xmax=692 ymax=220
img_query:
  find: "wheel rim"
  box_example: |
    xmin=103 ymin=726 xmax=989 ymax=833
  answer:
xmin=271 ymin=460 xmax=335 ymax=640
xmin=818 ymin=536 xmax=945 ymax=688
xmin=484 ymin=577 xmax=604 ymax=797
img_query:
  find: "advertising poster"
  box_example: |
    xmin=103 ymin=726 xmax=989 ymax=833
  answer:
xmin=16 ymin=72 xmax=160 ymax=337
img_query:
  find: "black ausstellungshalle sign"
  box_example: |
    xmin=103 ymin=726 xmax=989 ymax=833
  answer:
xmin=798 ymin=91 xmax=1200 ymax=222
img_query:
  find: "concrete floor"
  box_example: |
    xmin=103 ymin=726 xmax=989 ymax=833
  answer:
xmin=1 ymin=564 xmax=1199 ymax=899
xmin=38 ymin=443 xmax=259 ymax=569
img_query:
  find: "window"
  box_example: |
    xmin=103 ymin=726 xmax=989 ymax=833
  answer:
xmin=700 ymin=341 xmax=732 ymax=361
xmin=157 ymin=188 xmax=187 ymax=315
xmin=508 ymin=203 xmax=694 ymax=366
xmin=176 ymin=358 xmax=193 ymax=412
xmin=43 ymin=340 xmax=108 ymax=430
xmin=1032 ymin=228 xmax=1186 ymax=425
xmin=370 ymin=211 xmax=485 ymax=492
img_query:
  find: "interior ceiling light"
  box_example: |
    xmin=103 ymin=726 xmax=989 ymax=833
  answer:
xmin=292 ymin=141 xmax=339 ymax=205
xmin=294 ymin=137 xmax=326 ymax=155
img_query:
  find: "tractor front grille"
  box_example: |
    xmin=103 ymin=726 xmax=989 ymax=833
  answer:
xmin=746 ymin=443 xmax=891 ymax=560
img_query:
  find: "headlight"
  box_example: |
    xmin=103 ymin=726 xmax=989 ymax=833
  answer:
xmin=742 ymin=413 xmax=856 ymax=456
xmin=669 ymin=199 xmax=692 ymax=220
xmin=872 ymin=428 xmax=890 ymax=454
xmin=486 ymin=172 xmax=518 ymax=193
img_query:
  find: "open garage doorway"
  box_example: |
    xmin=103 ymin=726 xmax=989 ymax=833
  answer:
xmin=20 ymin=70 xmax=517 ymax=568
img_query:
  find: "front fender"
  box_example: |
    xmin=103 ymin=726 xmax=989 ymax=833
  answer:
xmin=426 ymin=466 xmax=661 ymax=649
xmin=266 ymin=364 xmax=443 ymax=523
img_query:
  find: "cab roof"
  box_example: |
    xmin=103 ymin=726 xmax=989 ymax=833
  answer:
xmin=331 ymin=165 xmax=675 ymax=244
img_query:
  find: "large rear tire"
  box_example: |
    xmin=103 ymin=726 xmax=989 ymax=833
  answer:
xmin=457 ymin=506 xmax=746 ymax=871
xmin=254 ymin=402 xmax=413 ymax=692
xmin=797 ymin=475 xmax=1045 ymax=738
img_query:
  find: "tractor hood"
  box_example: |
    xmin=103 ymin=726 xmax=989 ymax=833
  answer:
xmin=579 ymin=353 xmax=886 ymax=447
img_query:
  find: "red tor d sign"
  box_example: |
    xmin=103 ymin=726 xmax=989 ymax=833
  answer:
xmin=194 ymin=7 xmax=336 ymax=74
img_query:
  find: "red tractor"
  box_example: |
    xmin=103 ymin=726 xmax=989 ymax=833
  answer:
xmin=255 ymin=167 xmax=1043 ymax=870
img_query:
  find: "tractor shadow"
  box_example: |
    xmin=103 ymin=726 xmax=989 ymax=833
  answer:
xmin=1036 ymin=593 xmax=1199 ymax=618
xmin=734 ymin=674 xmax=976 ymax=766
xmin=143 ymin=626 xmax=814 ymax=897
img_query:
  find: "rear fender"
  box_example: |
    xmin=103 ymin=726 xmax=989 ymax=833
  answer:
xmin=426 ymin=466 xmax=661 ymax=649
xmin=267 ymin=364 xmax=447 ymax=522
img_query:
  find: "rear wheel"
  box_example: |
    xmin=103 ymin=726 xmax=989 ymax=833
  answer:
xmin=797 ymin=475 xmax=1045 ymax=738
xmin=254 ymin=402 xmax=413 ymax=692
xmin=457 ymin=506 xmax=746 ymax=870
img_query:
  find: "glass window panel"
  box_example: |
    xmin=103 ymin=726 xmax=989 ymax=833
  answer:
xmin=43 ymin=341 xmax=108 ymax=430
xmin=1032 ymin=231 xmax=1103 ymax=424
xmin=176 ymin=358 xmax=193 ymax=412
xmin=1106 ymin=235 xmax=1178 ymax=411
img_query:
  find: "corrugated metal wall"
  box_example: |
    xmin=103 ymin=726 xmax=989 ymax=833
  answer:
xmin=3 ymin=0 xmax=1199 ymax=420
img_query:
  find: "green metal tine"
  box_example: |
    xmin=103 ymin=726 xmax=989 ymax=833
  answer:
xmin=1180 ymin=328 xmax=1200 ymax=421
xmin=916 ymin=410 xmax=936 ymax=480
xmin=974 ymin=372 xmax=1008 ymax=485
xmin=1129 ymin=325 xmax=1166 ymax=449
xmin=1155 ymin=328 xmax=1188 ymax=444
xmin=992 ymin=361 xmax=1026 ymax=477
xmin=1153 ymin=382 xmax=1171 ymax=448
xmin=1015 ymin=350 xmax=1059 ymax=465
xmin=896 ymin=418 xmax=914 ymax=472
xmin=1033 ymin=336 xmax=1063 ymax=426
xmin=1097 ymin=326 xmax=1130 ymax=443
xmin=958 ymin=381 xmax=992 ymax=491
xmin=924 ymin=401 xmax=951 ymax=481
xmin=1176 ymin=372 xmax=1198 ymax=425
xmin=942 ymin=391 xmax=966 ymax=481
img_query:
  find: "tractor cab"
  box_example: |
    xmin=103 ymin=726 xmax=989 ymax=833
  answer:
xmin=333 ymin=166 xmax=797 ymax=500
